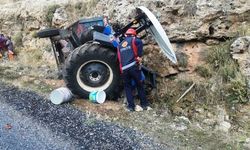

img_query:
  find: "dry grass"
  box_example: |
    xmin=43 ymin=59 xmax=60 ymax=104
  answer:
xmin=12 ymin=31 xmax=23 ymax=52
xmin=176 ymin=51 xmax=189 ymax=68
xmin=17 ymin=48 xmax=43 ymax=65
xmin=155 ymin=38 xmax=249 ymax=118
xmin=236 ymin=20 xmax=250 ymax=37
xmin=205 ymin=40 xmax=248 ymax=104
xmin=65 ymin=0 xmax=100 ymax=22
xmin=195 ymin=65 xmax=212 ymax=78
xmin=224 ymin=73 xmax=248 ymax=104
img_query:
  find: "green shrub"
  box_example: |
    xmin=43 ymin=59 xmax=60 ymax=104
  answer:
xmin=176 ymin=52 xmax=189 ymax=68
xmin=13 ymin=31 xmax=23 ymax=47
xmin=218 ymin=62 xmax=238 ymax=82
xmin=206 ymin=41 xmax=232 ymax=68
xmin=225 ymin=74 xmax=248 ymax=104
xmin=237 ymin=25 xmax=250 ymax=36
xmin=203 ymin=40 xmax=248 ymax=105
xmin=206 ymin=40 xmax=239 ymax=82
xmin=195 ymin=65 xmax=212 ymax=78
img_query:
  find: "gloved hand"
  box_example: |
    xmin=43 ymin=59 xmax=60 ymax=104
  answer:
xmin=8 ymin=50 xmax=14 ymax=61
xmin=8 ymin=50 xmax=14 ymax=55
xmin=136 ymin=57 xmax=142 ymax=65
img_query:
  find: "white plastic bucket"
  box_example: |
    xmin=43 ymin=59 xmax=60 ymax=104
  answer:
xmin=89 ymin=91 xmax=106 ymax=104
xmin=50 ymin=87 xmax=73 ymax=105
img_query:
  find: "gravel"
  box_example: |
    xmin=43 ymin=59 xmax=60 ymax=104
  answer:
xmin=0 ymin=101 xmax=76 ymax=150
xmin=0 ymin=82 xmax=168 ymax=150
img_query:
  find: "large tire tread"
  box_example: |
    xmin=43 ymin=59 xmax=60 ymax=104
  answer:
xmin=63 ymin=43 xmax=120 ymax=100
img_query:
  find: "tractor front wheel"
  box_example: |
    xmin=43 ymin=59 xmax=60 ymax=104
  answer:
xmin=63 ymin=43 xmax=120 ymax=99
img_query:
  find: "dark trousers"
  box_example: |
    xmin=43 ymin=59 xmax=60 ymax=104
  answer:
xmin=122 ymin=66 xmax=149 ymax=109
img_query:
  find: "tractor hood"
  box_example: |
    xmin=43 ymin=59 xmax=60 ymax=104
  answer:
xmin=138 ymin=6 xmax=177 ymax=64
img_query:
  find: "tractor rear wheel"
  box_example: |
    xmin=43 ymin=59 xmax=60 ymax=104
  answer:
xmin=63 ymin=43 xmax=120 ymax=99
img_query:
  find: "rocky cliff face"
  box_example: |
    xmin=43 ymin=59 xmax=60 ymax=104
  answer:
xmin=0 ymin=0 xmax=249 ymax=76
xmin=97 ymin=0 xmax=250 ymax=42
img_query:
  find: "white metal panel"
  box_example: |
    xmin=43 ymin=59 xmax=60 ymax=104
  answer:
xmin=138 ymin=6 xmax=177 ymax=64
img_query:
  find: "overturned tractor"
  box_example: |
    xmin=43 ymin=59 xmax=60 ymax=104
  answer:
xmin=37 ymin=6 xmax=177 ymax=99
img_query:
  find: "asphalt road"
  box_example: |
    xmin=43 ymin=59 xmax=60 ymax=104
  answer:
xmin=0 ymin=82 xmax=167 ymax=150
xmin=0 ymin=101 xmax=76 ymax=150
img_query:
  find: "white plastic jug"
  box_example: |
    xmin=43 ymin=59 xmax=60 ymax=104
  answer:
xmin=50 ymin=87 xmax=73 ymax=105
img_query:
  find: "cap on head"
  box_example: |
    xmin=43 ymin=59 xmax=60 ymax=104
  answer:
xmin=125 ymin=28 xmax=137 ymax=36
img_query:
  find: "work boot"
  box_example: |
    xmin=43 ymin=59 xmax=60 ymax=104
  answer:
xmin=125 ymin=107 xmax=135 ymax=112
xmin=8 ymin=51 xmax=14 ymax=61
xmin=142 ymin=106 xmax=153 ymax=111
xmin=135 ymin=105 xmax=143 ymax=112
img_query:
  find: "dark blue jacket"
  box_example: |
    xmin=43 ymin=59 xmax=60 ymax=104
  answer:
xmin=6 ymin=39 xmax=14 ymax=51
xmin=0 ymin=36 xmax=7 ymax=49
xmin=118 ymin=36 xmax=143 ymax=71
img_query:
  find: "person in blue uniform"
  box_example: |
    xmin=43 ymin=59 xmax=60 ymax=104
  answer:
xmin=102 ymin=16 xmax=119 ymax=47
xmin=0 ymin=34 xmax=7 ymax=58
xmin=5 ymin=36 xmax=14 ymax=60
xmin=117 ymin=28 xmax=151 ymax=111
xmin=103 ymin=16 xmax=112 ymax=35
xmin=0 ymin=34 xmax=14 ymax=60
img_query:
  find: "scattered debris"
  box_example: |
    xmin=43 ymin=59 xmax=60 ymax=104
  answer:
xmin=50 ymin=87 xmax=73 ymax=105
xmin=89 ymin=91 xmax=106 ymax=104
xmin=176 ymin=83 xmax=195 ymax=103
xmin=244 ymin=138 xmax=250 ymax=149
xmin=215 ymin=121 xmax=231 ymax=133
xmin=4 ymin=123 xmax=12 ymax=130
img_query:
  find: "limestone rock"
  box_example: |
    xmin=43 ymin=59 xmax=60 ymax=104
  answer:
xmin=230 ymin=36 xmax=250 ymax=77
xmin=173 ymin=42 xmax=208 ymax=72
xmin=170 ymin=123 xmax=187 ymax=131
xmin=205 ymin=39 xmax=220 ymax=45
xmin=170 ymin=116 xmax=191 ymax=131
xmin=216 ymin=105 xmax=228 ymax=123
xmin=0 ymin=0 xmax=249 ymax=42
xmin=174 ymin=116 xmax=191 ymax=125
xmin=215 ymin=121 xmax=231 ymax=132
xmin=52 ymin=8 xmax=68 ymax=28
xmin=95 ymin=0 xmax=250 ymax=42
xmin=143 ymin=45 xmax=177 ymax=77
xmin=203 ymin=119 xmax=216 ymax=126
xmin=244 ymin=138 xmax=250 ymax=149
xmin=195 ymin=107 xmax=204 ymax=114
xmin=26 ymin=20 xmax=41 ymax=31
xmin=230 ymin=36 xmax=250 ymax=54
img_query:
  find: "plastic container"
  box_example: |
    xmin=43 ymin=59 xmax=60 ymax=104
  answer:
xmin=89 ymin=91 xmax=106 ymax=104
xmin=50 ymin=87 xmax=73 ymax=105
